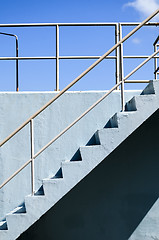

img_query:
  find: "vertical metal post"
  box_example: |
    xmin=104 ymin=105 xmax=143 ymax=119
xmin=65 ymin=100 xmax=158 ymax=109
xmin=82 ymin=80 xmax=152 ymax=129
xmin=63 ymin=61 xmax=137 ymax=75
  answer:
xmin=119 ymin=23 xmax=125 ymax=112
xmin=30 ymin=119 xmax=35 ymax=195
xmin=56 ymin=25 xmax=60 ymax=91
xmin=115 ymin=24 xmax=120 ymax=90
xmin=16 ymin=37 xmax=19 ymax=92
xmin=154 ymin=43 xmax=157 ymax=80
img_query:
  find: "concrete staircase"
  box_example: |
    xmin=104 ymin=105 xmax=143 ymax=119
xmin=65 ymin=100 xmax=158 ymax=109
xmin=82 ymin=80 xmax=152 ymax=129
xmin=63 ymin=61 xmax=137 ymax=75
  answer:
xmin=0 ymin=80 xmax=159 ymax=240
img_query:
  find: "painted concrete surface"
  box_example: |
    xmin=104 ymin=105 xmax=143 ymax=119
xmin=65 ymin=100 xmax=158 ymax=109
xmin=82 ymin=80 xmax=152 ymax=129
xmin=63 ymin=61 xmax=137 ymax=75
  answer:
xmin=0 ymin=80 xmax=159 ymax=239
xmin=0 ymin=90 xmax=141 ymax=221
xmin=18 ymin=109 xmax=159 ymax=240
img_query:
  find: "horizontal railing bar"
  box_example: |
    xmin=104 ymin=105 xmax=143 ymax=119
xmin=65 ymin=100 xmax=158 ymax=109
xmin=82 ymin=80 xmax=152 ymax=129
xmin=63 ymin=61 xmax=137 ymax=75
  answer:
xmin=121 ymin=22 xmax=159 ymax=26
xmin=0 ymin=158 xmax=32 ymax=189
xmin=124 ymin=56 xmax=159 ymax=58
xmin=0 ymin=22 xmax=159 ymax=28
xmin=0 ymin=56 xmax=56 ymax=60
xmin=0 ymin=23 xmax=118 ymax=27
xmin=0 ymin=56 xmax=116 ymax=60
xmin=0 ymin=8 xmax=158 ymax=148
xmin=59 ymin=56 xmax=116 ymax=59
xmin=60 ymin=56 xmax=159 ymax=59
xmin=1 ymin=55 xmax=159 ymax=61
xmin=125 ymin=80 xmax=151 ymax=83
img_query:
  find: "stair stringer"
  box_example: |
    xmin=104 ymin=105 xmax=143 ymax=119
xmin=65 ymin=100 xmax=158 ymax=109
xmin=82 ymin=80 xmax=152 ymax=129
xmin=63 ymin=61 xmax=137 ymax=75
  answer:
xmin=0 ymin=80 xmax=158 ymax=240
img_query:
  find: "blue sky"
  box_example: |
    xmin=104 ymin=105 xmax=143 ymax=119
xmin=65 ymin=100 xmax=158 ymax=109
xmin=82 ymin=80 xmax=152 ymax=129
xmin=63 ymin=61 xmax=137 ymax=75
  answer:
xmin=0 ymin=0 xmax=159 ymax=91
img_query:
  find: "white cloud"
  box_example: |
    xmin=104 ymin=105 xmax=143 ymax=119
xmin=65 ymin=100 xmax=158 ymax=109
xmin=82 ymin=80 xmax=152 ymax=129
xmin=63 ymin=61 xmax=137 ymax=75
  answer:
xmin=124 ymin=0 xmax=159 ymax=20
xmin=132 ymin=37 xmax=141 ymax=44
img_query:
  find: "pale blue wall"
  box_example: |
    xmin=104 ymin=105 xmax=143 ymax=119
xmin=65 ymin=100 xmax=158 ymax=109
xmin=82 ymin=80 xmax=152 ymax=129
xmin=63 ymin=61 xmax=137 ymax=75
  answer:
xmin=0 ymin=90 xmax=141 ymax=221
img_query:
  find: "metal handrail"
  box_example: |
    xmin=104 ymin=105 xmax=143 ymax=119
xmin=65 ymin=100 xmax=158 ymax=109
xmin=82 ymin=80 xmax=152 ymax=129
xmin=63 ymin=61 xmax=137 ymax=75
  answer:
xmin=0 ymin=48 xmax=159 ymax=191
xmin=0 ymin=8 xmax=159 ymax=194
xmin=0 ymin=32 xmax=19 ymax=91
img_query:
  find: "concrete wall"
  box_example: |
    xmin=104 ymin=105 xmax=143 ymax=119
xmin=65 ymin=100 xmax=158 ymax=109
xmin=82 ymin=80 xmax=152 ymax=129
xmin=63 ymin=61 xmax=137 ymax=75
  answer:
xmin=18 ymin=109 xmax=159 ymax=240
xmin=0 ymin=90 xmax=141 ymax=221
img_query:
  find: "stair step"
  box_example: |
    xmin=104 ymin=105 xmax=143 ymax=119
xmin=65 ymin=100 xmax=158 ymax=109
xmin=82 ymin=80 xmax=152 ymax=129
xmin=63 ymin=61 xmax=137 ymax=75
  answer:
xmin=141 ymin=80 xmax=159 ymax=95
xmin=110 ymin=111 xmax=137 ymax=129
xmin=43 ymin=178 xmax=69 ymax=203
xmin=80 ymin=145 xmax=107 ymax=168
xmin=62 ymin=161 xmax=86 ymax=188
xmin=126 ymin=94 xmax=157 ymax=111
xmin=96 ymin=128 xmax=121 ymax=151
xmin=6 ymin=212 xmax=34 ymax=238
xmin=141 ymin=80 xmax=155 ymax=95
xmin=25 ymin=195 xmax=49 ymax=219
xmin=62 ymin=161 xmax=84 ymax=181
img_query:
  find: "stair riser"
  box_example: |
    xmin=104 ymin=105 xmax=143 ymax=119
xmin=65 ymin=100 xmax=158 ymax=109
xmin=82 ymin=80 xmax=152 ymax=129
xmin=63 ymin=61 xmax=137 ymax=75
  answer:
xmin=43 ymin=180 xmax=70 ymax=202
xmin=25 ymin=196 xmax=50 ymax=219
xmin=80 ymin=146 xmax=107 ymax=168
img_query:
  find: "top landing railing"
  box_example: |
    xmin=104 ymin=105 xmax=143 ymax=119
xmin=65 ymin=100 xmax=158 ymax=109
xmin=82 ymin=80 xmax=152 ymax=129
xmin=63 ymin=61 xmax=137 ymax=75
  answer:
xmin=0 ymin=21 xmax=159 ymax=91
xmin=0 ymin=8 xmax=159 ymax=195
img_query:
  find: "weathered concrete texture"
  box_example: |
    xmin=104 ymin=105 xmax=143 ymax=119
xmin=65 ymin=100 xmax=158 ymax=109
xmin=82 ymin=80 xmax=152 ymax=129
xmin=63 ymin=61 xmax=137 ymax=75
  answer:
xmin=0 ymin=80 xmax=159 ymax=240
xmin=0 ymin=90 xmax=141 ymax=220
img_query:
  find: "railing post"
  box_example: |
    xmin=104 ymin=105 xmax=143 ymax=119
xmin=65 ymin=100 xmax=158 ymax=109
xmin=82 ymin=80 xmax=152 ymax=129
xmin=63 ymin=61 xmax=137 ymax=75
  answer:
xmin=56 ymin=24 xmax=60 ymax=91
xmin=154 ymin=43 xmax=157 ymax=80
xmin=16 ymin=36 xmax=19 ymax=92
xmin=115 ymin=23 xmax=120 ymax=90
xmin=0 ymin=32 xmax=19 ymax=92
xmin=119 ymin=23 xmax=125 ymax=112
xmin=30 ymin=119 xmax=35 ymax=195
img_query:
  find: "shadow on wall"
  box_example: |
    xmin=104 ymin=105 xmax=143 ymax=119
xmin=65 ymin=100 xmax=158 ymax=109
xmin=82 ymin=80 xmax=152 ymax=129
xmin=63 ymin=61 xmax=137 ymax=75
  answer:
xmin=18 ymin=109 xmax=159 ymax=240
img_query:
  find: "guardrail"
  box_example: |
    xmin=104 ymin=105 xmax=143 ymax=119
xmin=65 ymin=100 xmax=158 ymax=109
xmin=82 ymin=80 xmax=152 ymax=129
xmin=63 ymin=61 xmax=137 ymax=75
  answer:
xmin=0 ymin=21 xmax=159 ymax=91
xmin=0 ymin=8 xmax=159 ymax=195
